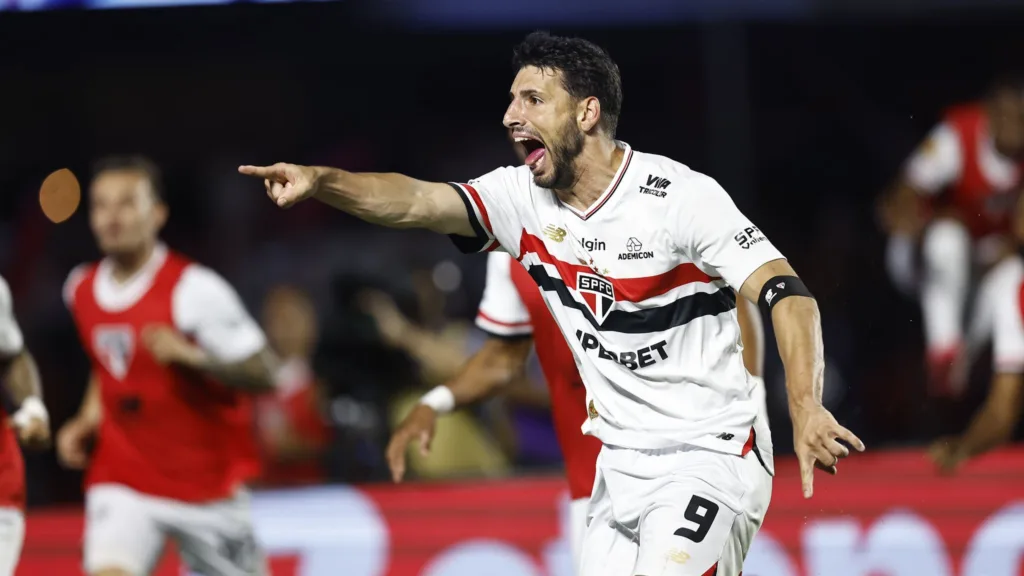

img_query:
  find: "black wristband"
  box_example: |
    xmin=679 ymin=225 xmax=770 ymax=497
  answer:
xmin=758 ymin=275 xmax=814 ymax=318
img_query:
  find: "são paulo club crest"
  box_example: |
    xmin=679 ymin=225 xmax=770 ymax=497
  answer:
xmin=93 ymin=325 xmax=135 ymax=380
xmin=576 ymin=271 xmax=615 ymax=324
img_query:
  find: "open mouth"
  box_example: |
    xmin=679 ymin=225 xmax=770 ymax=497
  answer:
xmin=514 ymin=134 xmax=547 ymax=169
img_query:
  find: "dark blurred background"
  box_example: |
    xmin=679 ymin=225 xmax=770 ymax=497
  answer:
xmin=1 ymin=0 xmax=1022 ymax=508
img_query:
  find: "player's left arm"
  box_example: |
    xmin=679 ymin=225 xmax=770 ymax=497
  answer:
xmin=682 ymin=174 xmax=864 ymax=498
xmin=146 ymin=266 xmax=277 ymax=392
xmin=0 ymin=276 xmax=50 ymax=449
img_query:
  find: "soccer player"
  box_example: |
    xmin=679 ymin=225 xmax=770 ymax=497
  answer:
xmin=0 ymin=275 xmax=52 ymax=575
xmin=929 ymin=193 xmax=1024 ymax=472
xmin=241 ymin=32 xmax=862 ymax=576
xmin=386 ymin=249 xmax=770 ymax=570
xmin=56 ymin=156 xmax=276 ymax=576
xmin=879 ymin=76 xmax=1024 ymax=396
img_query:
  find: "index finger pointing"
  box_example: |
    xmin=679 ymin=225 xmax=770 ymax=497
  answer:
xmin=799 ymin=452 xmax=814 ymax=499
xmin=238 ymin=165 xmax=274 ymax=178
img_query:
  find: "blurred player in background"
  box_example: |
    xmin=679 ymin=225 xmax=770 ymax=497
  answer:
xmin=387 ymin=249 xmax=770 ymax=570
xmin=255 ymin=285 xmax=331 ymax=487
xmin=56 ymin=156 xmax=277 ymax=576
xmin=0 ymin=276 xmax=52 ymax=575
xmin=930 ymin=193 xmax=1024 ymax=472
xmin=880 ymin=75 xmax=1024 ymax=396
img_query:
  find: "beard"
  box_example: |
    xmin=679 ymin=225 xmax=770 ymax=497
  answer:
xmin=534 ymin=118 xmax=585 ymax=190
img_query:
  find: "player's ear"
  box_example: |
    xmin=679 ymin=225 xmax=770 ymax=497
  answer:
xmin=153 ymin=201 xmax=169 ymax=231
xmin=578 ymin=96 xmax=601 ymax=133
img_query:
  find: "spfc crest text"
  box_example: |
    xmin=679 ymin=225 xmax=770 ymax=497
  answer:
xmin=577 ymin=272 xmax=615 ymax=325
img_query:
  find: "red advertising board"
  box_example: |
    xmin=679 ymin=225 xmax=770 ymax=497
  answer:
xmin=16 ymin=447 xmax=1024 ymax=575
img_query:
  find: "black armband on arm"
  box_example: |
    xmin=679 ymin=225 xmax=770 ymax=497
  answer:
xmin=758 ymin=275 xmax=814 ymax=318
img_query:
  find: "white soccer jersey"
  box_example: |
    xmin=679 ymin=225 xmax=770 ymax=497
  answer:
xmin=475 ymin=252 xmax=533 ymax=338
xmin=449 ymin=142 xmax=783 ymax=454
xmin=974 ymin=255 xmax=1024 ymax=374
xmin=0 ymin=275 xmax=24 ymax=358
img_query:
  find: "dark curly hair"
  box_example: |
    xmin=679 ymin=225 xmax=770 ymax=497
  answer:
xmin=512 ymin=31 xmax=623 ymax=137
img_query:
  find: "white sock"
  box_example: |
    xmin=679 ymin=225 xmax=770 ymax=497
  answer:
xmin=920 ymin=219 xmax=971 ymax=352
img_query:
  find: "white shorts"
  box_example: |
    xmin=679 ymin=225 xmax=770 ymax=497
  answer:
xmin=0 ymin=508 xmax=24 ymax=576
xmin=579 ymin=444 xmax=772 ymax=576
xmin=569 ymin=497 xmax=588 ymax=572
xmin=84 ymin=483 xmax=267 ymax=576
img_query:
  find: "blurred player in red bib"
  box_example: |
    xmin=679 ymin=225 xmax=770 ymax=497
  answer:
xmin=57 ymin=156 xmax=277 ymax=576
xmin=880 ymin=76 xmax=1024 ymax=396
xmin=0 ymin=275 xmax=52 ymax=575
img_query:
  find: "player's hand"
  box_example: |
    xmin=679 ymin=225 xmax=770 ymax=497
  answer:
xmin=928 ymin=436 xmax=967 ymax=475
xmin=56 ymin=417 xmax=96 ymax=469
xmin=238 ymin=163 xmax=320 ymax=209
xmin=791 ymin=402 xmax=865 ymax=499
xmin=385 ymin=404 xmax=438 ymax=483
xmin=12 ymin=415 xmax=51 ymax=450
xmin=142 ymin=324 xmax=206 ymax=367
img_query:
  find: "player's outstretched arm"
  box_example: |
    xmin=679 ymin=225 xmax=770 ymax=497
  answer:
xmin=385 ymin=336 xmax=534 ymax=483
xmin=740 ymin=259 xmax=865 ymax=499
xmin=238 ymin=163 xmax=475 ymax=237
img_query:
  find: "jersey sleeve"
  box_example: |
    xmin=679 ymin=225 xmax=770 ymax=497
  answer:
xmin=62 ymin=264 xmax=89 ymax=312
xmin=677 ymin=174 xmax=785 ymax=292
xmin=173 ymin=265 xmax=268 ymax=363
xmin=0 ymin=276 xmax=24 ymax=357
xmin=447 ymin=166 xmax=526 ymax=258
xmin=992 ymin=273 xmax=1024 ymax=374
xmin=903 ymin=122 xmax=962 ymax=195
xmin=475 ymin=252 xmax=533 ymax=338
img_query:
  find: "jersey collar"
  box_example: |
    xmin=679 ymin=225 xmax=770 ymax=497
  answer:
xmin=560 ymin=141 xmax=633 ymax=221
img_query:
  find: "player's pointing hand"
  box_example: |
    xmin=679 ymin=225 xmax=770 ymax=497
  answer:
xmin=791 ymin=403 xmax=865 ymax=499
xmin=238 ymin=163 xmax=320 ymax=208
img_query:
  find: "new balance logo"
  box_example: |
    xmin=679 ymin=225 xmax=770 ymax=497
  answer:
xmin=639 ymin=174 xmax=670 ymax=198
xmin=716 ymin=432 xmax=735 ymax=441
xmin=543 ymin=225 xmax=567 ymax=243
xmin=766 ymin=289 xmax=777 ymax=306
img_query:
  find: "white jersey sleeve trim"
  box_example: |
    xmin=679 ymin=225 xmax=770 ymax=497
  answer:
xmin=172 ymin=264 xmax=267 ymax=363
xmin=904 ymin=122 xmax=963 ymax=195
xmin=0 ymin=275 xmax=24 ymax=357
xmin=476 ymin=252 xmax=533 ymax=338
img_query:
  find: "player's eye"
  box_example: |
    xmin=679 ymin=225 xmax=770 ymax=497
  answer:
xmin=529 ymin=96 xmax=542 ymax=105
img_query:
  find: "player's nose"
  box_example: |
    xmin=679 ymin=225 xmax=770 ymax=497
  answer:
xmin=503 ymin=101 xmax=523 ymax=128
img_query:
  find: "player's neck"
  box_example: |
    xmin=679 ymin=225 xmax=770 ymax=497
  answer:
xmin=555 ymin=139 xmax=624 ymax=211
xmin=108 ymin=243 xmax=157 ymax=283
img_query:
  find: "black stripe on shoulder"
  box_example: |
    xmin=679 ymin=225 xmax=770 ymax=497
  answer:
xmin=446 ymin=183 xmax=491 ymax=254
xmin=526 ymin=265 xmax=735 ymax=334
